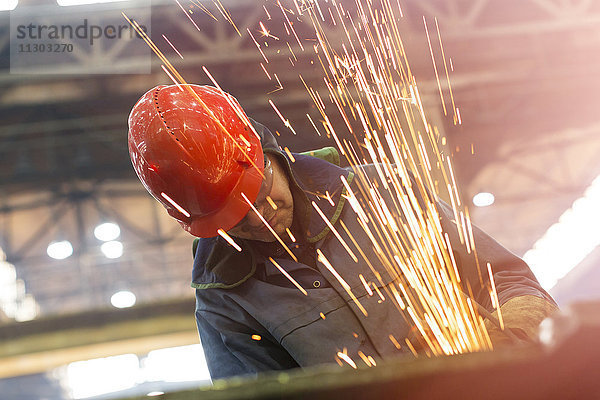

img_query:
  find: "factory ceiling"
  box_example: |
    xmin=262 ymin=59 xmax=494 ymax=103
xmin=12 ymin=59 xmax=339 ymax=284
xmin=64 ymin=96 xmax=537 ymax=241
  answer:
xmin=0 ymin=0 xmax=599 ymax=321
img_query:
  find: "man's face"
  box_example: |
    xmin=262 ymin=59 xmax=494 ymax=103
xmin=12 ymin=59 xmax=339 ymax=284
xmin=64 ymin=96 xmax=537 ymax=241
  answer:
xmin=227 ymin=154 xmax=294 ymax=242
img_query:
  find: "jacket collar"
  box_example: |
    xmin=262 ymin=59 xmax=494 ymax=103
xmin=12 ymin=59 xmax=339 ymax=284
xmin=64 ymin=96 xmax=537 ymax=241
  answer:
xmin=192 ymin=151 xmax=354 ymax=289
xmin=276 ymin=151 xmax=352 ymax=243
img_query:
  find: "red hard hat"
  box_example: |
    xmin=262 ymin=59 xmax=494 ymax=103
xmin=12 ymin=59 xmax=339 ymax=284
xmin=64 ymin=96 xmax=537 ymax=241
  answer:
xmin=128 ymin=84 xmax=264 ymax=238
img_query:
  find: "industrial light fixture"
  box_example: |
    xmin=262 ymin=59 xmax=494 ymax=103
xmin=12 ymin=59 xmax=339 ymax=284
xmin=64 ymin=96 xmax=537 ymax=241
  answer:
xmin=61 ymin=345 xmax=210 ymax=398
xmin=144 ymin=345 xmax=210 ymax=383
xmin=94 ymin=222 xmax=121 ymax=242
xmin=0 ymin=259 xmax=39 ymax=322
xmin=57 ymin=0 xmax=128 ymax=6
xmin=66 ymin=354 xmax=139 ymax=399
xmin=101 ymin=240 xmax=123 ymax=259
xmin=0 ymin=0 xmax=17 ymax=11
xmin=472 ymin=192 xmax=495 ymax=207
xmin=47 ymin=240 xmax=73 ymax=260
xmin=523 ymin=174 xmax=600 ymax=290
xmin=110 ymin=290 xmax=136 ymax=308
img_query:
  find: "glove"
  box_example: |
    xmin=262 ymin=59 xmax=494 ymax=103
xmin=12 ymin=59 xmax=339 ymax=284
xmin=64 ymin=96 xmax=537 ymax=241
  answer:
xmin=484 ymin=295 xmax=559 ymax=347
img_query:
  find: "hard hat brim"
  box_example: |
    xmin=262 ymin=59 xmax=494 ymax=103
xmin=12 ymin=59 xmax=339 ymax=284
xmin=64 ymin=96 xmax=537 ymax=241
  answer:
xmin=186 ymin=150 xmax=264 ymax=238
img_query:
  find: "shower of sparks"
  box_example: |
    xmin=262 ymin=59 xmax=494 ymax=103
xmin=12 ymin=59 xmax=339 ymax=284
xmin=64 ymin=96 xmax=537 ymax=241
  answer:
xmin=285 ymin=0 xmax=496 ymax=355
xmin=269 ymin=257 xmax=308 ymax=295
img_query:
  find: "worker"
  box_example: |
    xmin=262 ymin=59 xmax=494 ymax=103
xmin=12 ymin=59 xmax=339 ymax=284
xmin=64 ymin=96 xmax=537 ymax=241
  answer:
xmin=128 ymin=84 xmax=558 ymax=380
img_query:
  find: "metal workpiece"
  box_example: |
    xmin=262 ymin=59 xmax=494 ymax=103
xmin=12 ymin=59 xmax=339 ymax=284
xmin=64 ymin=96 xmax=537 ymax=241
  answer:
xmin=120 ymin=302 xmax=600 ymax=400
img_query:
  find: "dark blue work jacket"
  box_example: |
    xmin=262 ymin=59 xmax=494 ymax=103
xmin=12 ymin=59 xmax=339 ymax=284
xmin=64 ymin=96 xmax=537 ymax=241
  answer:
xmin=192 ymin=151 xmax=553 ymax=380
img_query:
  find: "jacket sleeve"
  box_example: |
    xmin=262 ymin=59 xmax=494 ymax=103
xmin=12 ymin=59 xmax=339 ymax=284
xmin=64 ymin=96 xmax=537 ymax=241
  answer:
xmin=436 ymin=200 xmax=559 ymax=345
xmin=357 ymin=165 xmax=557 ymax=344
xmin=436 ymin=200 xmax=556 ymax=310
xmin=195 ymin=300 xmax=300 ymax=380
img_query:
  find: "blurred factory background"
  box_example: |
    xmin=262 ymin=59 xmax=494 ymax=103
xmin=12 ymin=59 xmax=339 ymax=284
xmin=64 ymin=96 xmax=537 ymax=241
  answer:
xmin=0 ymin=0 xmax=599 ymax=398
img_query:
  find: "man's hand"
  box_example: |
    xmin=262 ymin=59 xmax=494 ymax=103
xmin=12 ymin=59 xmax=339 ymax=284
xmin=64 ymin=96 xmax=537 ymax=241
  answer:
xmin=484 ymin=295 xmax=559 ymax=347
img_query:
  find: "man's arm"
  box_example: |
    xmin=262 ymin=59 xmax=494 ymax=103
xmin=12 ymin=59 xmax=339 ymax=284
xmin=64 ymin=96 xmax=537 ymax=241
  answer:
xmin=195 ymin=306 xmax=300 ymax=380
xmin=436 ymin=200 xmax=558 ymax=344
xmin=353 ymin=164 xmax=557 ymax=345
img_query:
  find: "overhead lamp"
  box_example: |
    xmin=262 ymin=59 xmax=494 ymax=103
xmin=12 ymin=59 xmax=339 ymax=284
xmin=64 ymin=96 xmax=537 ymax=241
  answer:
xmin=472 ymin=192 xmax=495 ymax=207
xmin=523 ymin=174 xmax=600 ymax=290
xmin=66 ymin=354 xmax=139 ymax=399
xmin=0 ymin=0 xmax=17 ymax=11
xmin=110 ymin=290 xmax=136 ymax=308
xmin=101 ymin=240 xmax=123 ymax=259
xmin=144 ymin=345 xmax=210 ymax=383
xmin=94 ymin=222 xmax=121 ymax=242
xmin=57 ymin=0 xmax=129 ymax=6
xmin=47 ymin=240 xmax=73 ymax=260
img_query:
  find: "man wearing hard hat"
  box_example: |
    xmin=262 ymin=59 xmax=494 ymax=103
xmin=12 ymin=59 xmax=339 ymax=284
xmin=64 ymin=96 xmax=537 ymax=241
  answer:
xmin=128 ymin=84 xmax=558 ymax=380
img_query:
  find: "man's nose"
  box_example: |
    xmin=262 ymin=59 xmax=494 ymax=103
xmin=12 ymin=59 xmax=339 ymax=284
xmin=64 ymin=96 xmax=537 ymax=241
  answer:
xmin=245 ymin=204 xmax=267 ymax=228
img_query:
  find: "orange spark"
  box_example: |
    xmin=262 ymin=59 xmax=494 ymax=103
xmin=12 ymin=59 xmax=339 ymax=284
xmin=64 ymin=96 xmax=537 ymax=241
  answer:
xmin=217 ymin=229 xmax=242 ymax=252
xmin=269 ymin=257 xmax=308 ymax=296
